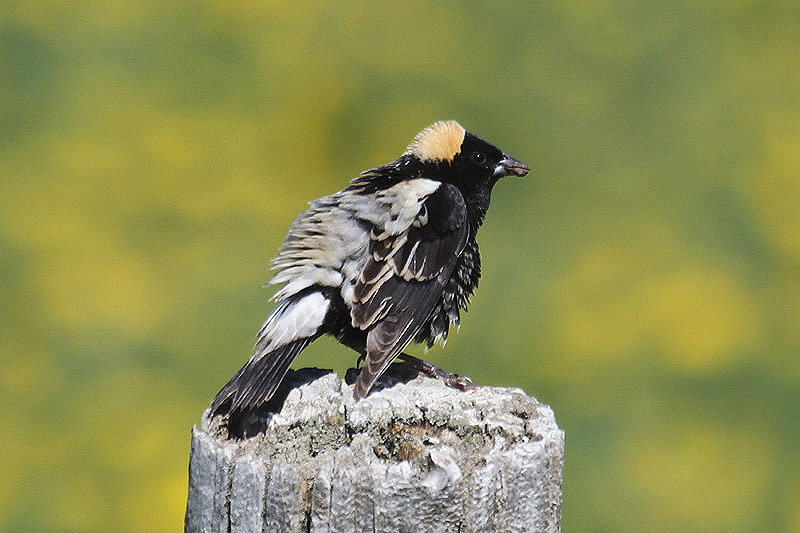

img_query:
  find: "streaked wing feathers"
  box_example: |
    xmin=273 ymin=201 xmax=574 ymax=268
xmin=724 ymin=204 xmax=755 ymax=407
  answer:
xmin=350 ymin=183 xmax=469 ymax=398
xmin=351 ymin=183 xmax=467 ymax=330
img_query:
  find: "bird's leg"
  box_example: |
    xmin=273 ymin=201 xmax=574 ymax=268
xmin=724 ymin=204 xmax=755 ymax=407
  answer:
xmin=355 ymin=354 xmax=366 ymax=370
xmin=395 ymin=353 xmax=476 ymax=391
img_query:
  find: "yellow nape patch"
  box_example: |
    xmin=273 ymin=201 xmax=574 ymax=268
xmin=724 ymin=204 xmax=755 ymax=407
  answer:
xmin=405 ymin=120 xmax=466 ymax=162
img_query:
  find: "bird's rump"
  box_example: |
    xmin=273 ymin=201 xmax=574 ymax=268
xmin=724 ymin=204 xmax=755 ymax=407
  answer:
xmin=210 ymin=291 xmax=332 ymax=414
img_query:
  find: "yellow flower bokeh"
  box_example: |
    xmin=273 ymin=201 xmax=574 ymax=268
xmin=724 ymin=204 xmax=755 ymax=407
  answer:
xmin=626 ymin=423 xmax=773 ymax=530
xmin=1 ymin=2 xmax=798 ymax=531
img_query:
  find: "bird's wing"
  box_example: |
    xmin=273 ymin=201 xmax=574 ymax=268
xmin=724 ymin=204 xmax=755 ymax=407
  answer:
xmin=351 ymin=181 xmax=469 ymax=399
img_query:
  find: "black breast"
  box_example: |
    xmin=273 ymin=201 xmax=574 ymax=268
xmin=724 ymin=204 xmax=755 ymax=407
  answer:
xmin=415 ymin=237 xmax=481 ymax=348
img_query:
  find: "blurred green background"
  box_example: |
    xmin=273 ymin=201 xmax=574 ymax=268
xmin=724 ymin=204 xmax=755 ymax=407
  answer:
xmin=2 ymin=1 xmax=799 ymax=531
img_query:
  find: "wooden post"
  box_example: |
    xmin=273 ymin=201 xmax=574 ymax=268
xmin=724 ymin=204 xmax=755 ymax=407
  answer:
xmin=185 ymin=365 xmax=564 ymax=532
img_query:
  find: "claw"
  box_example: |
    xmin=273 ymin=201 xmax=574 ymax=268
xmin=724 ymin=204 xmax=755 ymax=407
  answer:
xmin=395 ymin=353 xmax=476 ymax=392
xmin=443 ymin=373 xmax=476 ymax=391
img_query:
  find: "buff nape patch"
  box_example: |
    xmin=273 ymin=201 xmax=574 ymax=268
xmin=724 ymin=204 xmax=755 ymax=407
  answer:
xmin=405 ymin=120 xmax=466 ymax=163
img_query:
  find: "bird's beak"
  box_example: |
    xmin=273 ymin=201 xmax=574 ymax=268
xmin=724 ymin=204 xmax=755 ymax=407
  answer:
xmin=493 ymin=155 xmax=529 ymax=178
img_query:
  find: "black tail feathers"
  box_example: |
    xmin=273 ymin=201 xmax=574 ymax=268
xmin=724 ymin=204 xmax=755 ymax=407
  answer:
xmin=210 ymin=337 xmax=312 ymax=416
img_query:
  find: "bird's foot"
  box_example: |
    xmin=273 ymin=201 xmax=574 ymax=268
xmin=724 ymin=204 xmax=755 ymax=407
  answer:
xmin=396 ymin=353 xmax=476 ymax=391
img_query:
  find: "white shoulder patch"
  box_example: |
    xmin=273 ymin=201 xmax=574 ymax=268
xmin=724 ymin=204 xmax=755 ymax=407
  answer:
xmin=405 ymin=120 xmax=466 ymax=162
xmin=376 ymin=179 xmax=441 ymax=235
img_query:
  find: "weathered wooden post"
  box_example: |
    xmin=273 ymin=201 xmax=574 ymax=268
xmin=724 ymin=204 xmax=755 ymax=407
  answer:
xmin=185 ymin=365 xmax=564 ymax=532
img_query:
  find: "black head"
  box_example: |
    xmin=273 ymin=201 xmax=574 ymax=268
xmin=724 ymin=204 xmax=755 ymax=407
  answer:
xmin=405 ymin=120 xmax=529 ymax=194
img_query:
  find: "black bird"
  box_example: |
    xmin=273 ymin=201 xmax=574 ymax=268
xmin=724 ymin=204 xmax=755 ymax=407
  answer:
xmin=211 ymin=120 xmax=528 ymax=415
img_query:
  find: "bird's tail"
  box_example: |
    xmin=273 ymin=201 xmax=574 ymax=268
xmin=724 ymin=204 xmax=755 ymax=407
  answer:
xmin=210 ymin=291 xmax=331 ymax=415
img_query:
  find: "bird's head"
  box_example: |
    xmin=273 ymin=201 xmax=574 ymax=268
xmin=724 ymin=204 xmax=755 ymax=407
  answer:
xmin=405 ymin=120 xmax=529 ymax=191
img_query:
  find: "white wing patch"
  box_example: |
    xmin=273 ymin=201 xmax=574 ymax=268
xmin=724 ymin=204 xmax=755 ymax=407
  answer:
xmin=269 ymin=204 xmax=369 ymax=302
xmin=255 ymin=292 xmax=330 ymax=353
xmin=269 ymin=179 xmax=441 ymax=306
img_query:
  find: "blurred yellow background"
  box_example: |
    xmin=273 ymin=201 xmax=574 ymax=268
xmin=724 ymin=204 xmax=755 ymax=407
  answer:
xmin=2 ymin=2 xmax=799 ymax=531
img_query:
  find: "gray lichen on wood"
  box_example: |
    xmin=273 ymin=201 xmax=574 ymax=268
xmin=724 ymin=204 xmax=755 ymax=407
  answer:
xmin=185 ymin=365 xmax=564 ymax=532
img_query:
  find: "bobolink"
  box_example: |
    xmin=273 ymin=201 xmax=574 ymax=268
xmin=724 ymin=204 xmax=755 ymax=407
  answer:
xmin=211 ymin=120 xmax=528 ymax=415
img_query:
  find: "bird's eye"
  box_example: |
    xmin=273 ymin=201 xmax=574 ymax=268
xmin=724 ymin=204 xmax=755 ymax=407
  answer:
xmin=470 ymin=151 xmax=486 ymax=166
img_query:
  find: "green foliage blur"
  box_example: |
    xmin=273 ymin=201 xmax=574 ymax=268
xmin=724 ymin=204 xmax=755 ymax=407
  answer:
xmin=2 ymin=2 xmax=799 ymax=531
